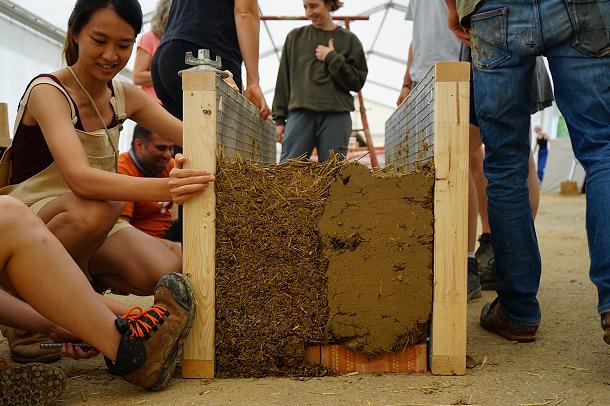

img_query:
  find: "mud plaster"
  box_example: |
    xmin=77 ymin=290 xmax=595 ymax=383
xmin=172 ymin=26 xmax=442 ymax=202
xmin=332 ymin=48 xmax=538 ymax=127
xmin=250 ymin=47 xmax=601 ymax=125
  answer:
xmin=318 ymin=163 xmax=434 ymax=355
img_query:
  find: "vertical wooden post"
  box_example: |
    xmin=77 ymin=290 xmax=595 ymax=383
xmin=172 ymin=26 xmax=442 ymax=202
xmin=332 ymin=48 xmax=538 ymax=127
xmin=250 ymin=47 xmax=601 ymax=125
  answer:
xmin=430 ymin=62 xmax=470 ymax=375
xmin=181 ymin=71 xmax=217 ymax=378
xmin=0 ymin=103 xmax=10 ymax=149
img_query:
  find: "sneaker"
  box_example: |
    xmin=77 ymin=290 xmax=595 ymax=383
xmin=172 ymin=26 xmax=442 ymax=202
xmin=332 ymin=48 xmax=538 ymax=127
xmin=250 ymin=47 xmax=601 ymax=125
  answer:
xmin=0 ymin=361 xmax=66 ymax=406
xmin=480 ymin=257 xmax=498 ymax=291
xmin=480 ymin=298 xmax=538 ymax=342
xmin=468 ymin=257 xmax=482 ymax=300
xmin=105 ymin=272 xmax=195 ymax=391
xmin=0 ymin=327 xmax=61 ymax=364
xmin=475 ymin=233 xmax=494 ymax=273
xmin=602 ymin=312 xmax=610 ymax=344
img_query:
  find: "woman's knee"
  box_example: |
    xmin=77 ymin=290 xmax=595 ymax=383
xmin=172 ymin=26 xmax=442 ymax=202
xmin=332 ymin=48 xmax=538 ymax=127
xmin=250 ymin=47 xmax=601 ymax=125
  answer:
xmin=130 ymin=253 xmax=181 ymax=294
xmin=55 ymin=198 xmax=121 ymax=236
xmin=0 ymin=197 xmax=38 ymax=231
xmin=158 ymin=252 xmax=182 ymax=276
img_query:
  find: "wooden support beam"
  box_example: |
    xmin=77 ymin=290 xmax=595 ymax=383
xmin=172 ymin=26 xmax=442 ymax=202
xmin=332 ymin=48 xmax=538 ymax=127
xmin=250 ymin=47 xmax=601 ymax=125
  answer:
xmin=0 ymin=103 xmax=10 ymax=148
xmin=181 ymin=71 xmax=217 ymax=379
xmin=430 ymin=62 xmax=470 ymax=375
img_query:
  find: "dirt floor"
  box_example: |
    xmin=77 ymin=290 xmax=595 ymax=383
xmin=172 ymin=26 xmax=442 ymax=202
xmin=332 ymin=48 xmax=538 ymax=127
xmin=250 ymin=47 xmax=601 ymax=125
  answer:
xmin=3 ymin=194 xmax=610 ymax=405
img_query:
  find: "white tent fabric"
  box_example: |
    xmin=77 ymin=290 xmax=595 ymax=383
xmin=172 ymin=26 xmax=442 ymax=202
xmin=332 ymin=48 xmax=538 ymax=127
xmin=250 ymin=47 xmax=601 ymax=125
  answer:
xmin=540 ymin=136 xmax=586 ymax=194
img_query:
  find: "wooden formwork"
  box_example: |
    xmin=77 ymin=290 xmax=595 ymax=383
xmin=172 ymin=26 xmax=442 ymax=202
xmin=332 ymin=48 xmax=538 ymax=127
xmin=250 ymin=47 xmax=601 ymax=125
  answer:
xmin=385 ymin=62 xmax=470 ymax=375
xmin=181 ymin=71 xmax=276 ymax=379
xmin=181 ymin=61 xmax=469 ymax=378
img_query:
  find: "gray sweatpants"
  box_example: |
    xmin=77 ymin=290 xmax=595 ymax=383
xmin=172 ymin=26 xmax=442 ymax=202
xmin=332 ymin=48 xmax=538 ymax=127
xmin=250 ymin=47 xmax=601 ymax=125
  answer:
xmin=280 ymin=109 xmax=352 ymax=163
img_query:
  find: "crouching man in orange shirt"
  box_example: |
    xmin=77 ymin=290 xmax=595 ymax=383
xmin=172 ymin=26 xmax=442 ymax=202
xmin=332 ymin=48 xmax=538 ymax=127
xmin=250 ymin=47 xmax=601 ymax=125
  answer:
xmin=118 ymin=125 xmax=181 ymax=255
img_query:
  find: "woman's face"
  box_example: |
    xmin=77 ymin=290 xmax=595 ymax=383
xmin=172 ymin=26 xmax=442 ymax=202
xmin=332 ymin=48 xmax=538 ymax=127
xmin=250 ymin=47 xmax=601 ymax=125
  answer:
xmin=74 ymin=7 xmax=135 ymax=81
xmin=303 ymin=0 xmax=331 ymax=27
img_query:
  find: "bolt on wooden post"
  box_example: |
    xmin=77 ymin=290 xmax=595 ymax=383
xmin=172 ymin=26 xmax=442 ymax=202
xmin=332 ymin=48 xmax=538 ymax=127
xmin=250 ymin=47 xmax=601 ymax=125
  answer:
xmin=181 ymin=69 xmax=217 ymax=379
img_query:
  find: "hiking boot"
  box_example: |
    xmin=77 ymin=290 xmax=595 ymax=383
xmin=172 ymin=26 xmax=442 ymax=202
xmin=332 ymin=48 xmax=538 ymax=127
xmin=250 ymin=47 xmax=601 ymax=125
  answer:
xmin=0 ymin=361 xmax=66 ymax=406
xmin=602 ymin=312 xmax=610 ymax=344
xmin=475 ymin=233 xmax=494 ymax=273
xmin=480 ymin=257 xmax=498 ymax=291
xmin=468 ymin=257 xmax=482 ymax=300
xmin=480 ymin=298 xmax=538 ymax=342
xmin=0 ymin=327 xmax=61 ymax=364
xmin=105 ymin=272 xmax=195 ymax=391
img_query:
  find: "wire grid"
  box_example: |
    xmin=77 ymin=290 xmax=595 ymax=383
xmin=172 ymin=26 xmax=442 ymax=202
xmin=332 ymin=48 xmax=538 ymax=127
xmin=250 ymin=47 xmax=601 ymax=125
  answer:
xmin=385 ymin=66 xmax=435 ymax=170
xmin=215 ymin=78 xmax=276 ymax=164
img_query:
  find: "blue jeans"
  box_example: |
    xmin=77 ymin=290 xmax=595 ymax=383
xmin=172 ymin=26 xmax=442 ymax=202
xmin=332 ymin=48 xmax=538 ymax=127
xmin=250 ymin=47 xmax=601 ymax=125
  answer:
xmin=470 ymin=0 xmax=610 ymax=324
xmin=537 ymin=148 xmax=548 ymax=183
xmin=280 ymin=109 xmax=351 ymax=163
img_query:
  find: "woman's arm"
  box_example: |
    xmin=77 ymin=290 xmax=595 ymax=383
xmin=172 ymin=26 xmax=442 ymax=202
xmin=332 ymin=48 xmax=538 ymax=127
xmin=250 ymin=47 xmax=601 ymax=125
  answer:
xmin=28 ymin=85 xmax=211 ymax=202
xmin=272 ymin=38 xmax=292 ymax=144
xmin=272 ymin=37 xmax=291 ymax=127
xmin=445 ymin=0 xmax=470 ymax=45
xmin=132 ymin=48 xmax=153 ymax=87
xmin=0 ymin=289 xmax=63 ymax=337
xmin=234 ymin=0 xmax=270 ymax=120
xmin=397 ymin=43 xmax=414 ymax=106
xmin=0 ymin=290 xmax=98 ymax=359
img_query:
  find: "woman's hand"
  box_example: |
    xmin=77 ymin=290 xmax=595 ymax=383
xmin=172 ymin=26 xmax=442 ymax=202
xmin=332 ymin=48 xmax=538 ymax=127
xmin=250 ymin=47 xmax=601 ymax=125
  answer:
xmin=61 ymin=343 xmax=100 ymax=360
xmin=276 ymin=125 xmax=285 ymax=143
xmin=169 ymin=154 xmax=216 ymax=204
xmin=244 ymin=84 xmax=271 ymax=121
xmin=315 ymin=39 xmax=335 ymax=62
xmin=396 ymin=85 xmax=411 ymax=106
xmin=446 ymin=1 xmax=470 ymax=46
xmin=46 ymin=324 xmax=100 ymax=360
xmin=223 ymin=75 xmax=240 ymax=92
xmin=47 ymin=323 xmax=77 ymax=343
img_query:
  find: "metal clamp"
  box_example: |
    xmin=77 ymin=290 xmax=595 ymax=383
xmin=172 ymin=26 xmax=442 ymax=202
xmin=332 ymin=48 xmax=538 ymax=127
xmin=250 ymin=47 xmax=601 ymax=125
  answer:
xmin=179 ymin=49 xmax=231 ymax=79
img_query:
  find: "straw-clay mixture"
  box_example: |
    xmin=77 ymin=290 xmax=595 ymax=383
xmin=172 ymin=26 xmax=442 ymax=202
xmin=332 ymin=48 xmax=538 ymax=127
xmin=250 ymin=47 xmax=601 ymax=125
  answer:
xmin=214 ymin=158 xmax=434 ymax=377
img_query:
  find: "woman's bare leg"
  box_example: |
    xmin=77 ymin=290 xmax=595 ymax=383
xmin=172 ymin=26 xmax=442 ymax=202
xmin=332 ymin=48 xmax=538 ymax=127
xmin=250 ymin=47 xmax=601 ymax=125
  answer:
xmin=89 ymin=227 xmax=181 ymax=295
xmin=36 ymin=193 xmax=122 ymax=269
xmin=528 ymin=152 xmax=540 ymax=219
xmin=0 ymin=197 xmax=120 ymax=360
xmin=471 ymin=145 xmax=491 ymax=234
xmin=468 ymin=125 xmax=484 ymax=253
xmin=157 ymin=237 xmax=182 ymax=257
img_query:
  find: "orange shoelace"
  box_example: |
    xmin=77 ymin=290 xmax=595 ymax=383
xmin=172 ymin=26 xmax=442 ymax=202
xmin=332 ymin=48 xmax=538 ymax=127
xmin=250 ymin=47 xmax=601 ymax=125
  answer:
xmin=122 ymin=305 xmax=168 ymax=339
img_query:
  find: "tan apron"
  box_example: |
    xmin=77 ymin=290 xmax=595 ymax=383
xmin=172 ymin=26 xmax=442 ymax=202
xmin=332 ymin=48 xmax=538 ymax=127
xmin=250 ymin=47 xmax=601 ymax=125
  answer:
xmin=0 ymin=76 xmax=131 ymax=235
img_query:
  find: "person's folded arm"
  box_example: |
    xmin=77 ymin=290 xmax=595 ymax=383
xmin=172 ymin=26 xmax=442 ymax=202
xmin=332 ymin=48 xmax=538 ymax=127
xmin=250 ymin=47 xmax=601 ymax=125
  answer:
xmin=324 ymin=38 xmax=368 ymax=93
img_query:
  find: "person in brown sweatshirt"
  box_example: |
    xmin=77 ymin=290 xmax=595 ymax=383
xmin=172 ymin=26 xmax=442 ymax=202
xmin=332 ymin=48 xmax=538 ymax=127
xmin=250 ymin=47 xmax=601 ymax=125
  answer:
xmin=272 ymin=0 xmax=368 ymax=162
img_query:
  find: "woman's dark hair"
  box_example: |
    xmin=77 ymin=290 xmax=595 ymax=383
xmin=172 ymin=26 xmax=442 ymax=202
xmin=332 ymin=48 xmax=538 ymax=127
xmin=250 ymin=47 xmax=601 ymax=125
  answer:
xmin=325 ymin=0 xmax=343 ymax=12
xmin=63 ymin=0 xmax=143 ymax=66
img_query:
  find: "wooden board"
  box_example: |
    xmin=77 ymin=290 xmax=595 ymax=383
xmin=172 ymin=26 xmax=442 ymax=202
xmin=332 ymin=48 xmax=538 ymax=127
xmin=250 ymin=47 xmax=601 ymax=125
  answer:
xmin=0 ymin=103 xmax=10 ymax=148
xmin=430 ymin=62 xmax=470 ymax=375
xmin=181 ymin=71 xmax=217 ymax=379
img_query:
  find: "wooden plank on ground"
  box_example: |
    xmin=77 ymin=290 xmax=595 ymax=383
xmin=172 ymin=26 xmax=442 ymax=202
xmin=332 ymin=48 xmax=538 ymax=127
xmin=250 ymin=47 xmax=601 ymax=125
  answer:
xmin=181 ymin=71 xmax=217 ymax=379
xmin=430 ymin=62 xmax=470 ymax=375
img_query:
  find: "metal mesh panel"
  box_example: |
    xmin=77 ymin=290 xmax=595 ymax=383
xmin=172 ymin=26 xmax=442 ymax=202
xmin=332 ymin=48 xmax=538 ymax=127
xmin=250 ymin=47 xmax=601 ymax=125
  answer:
xmin=385 ymin=66 xmax=435 ymax=170
xmin=215 ymin=78 xmax=276 ymax=164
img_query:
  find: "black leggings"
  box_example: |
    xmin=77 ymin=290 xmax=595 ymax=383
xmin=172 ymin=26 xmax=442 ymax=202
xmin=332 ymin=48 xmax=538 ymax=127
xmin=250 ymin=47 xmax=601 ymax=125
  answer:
xmin=152 ymin=40 xmax=242 ymax=242
xmin=151 ymin=39 xmax=242 ymax=121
